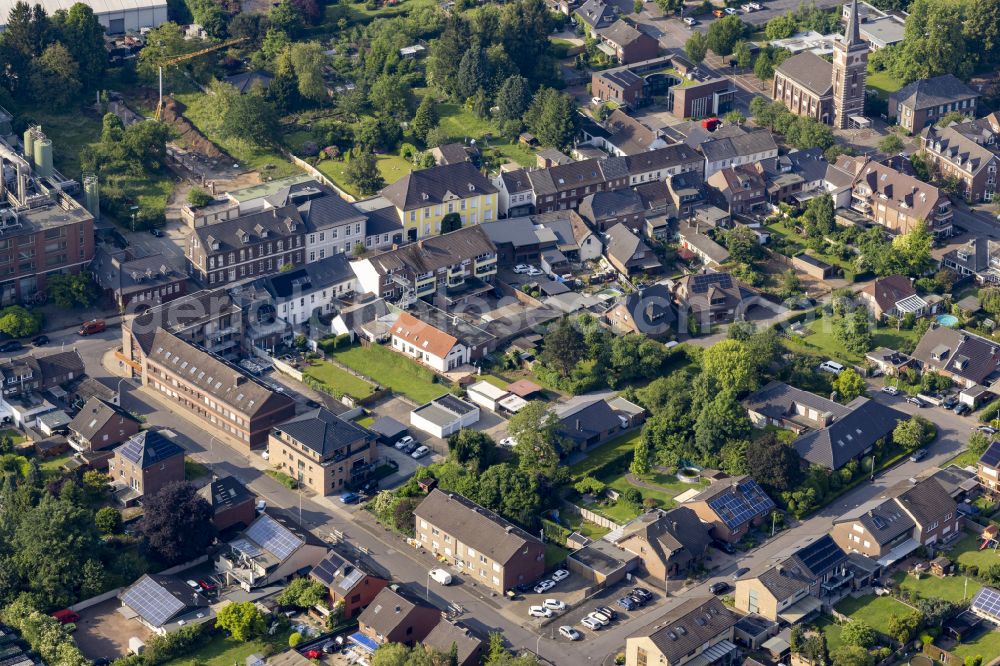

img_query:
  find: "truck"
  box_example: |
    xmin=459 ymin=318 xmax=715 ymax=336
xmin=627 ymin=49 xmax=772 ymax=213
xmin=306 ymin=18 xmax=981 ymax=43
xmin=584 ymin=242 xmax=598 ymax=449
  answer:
xmin=78 ymin=319 xmax=106 ymax=336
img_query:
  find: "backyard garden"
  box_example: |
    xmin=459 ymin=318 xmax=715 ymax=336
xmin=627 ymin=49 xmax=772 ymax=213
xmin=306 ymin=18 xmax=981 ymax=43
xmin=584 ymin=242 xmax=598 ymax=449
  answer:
xmin=323 ymin=341 xmax=448 ymax=404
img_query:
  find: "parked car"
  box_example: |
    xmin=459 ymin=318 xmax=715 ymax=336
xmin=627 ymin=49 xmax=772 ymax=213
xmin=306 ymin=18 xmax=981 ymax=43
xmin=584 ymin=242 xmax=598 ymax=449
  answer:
xmin=149 ymin=228 xmax=164 ymax=237
xmin=596 ymin=606 xmax=617 ymax=620
xmin=513 ymin=264 xmax=530 ymax=274
xmin=711 ymin=540 xmax=735 ymax=554
xmin=732 ymin=567 xmax=750 ymax=580
xmin=741 ymin=3 xmax=753 ymax=10
xmin=31 ymin=335 xmax=48 ymax=346
xmin=581 ymin=616 xmax=602 ymax=631
xmin=394 ymin=435 xmax=415 ymax=450
xmin=943 ymin=396 xmax=958 ymax=409
xmin=0 ymin=340 xmax=22 ymax=353
xmin=909 ymin=448 xmax=928 ymax=462
xmin=51 ymin=609 xmax=80 ymax=625
xmin=534 ymin=580 xmax=555 ymax=594
xmin=979 ymin=426 xmax=998 ymax=434
xmin=302 ymin=650 xmax=321 ymax=660
xmin=616 ymin=596 xmax=637 ymax=611
xmin=551 ymin=569 xmax=570 ymax=582
xmin=709 ymin=582 xmax=729 ymax=595
xmin=185 ymin=580 xmax=204 ymax=593
xmin=499 ymin=437 xmax=517 ymax=448
xmin=528 ymin=605 xmax=553 ymax=618
xmin=543 ymin=599 xmax=566 ymax=611
xmin=630 ymin=587 xmax=652 ymax=602
xmin=403 ymin=441 xmax=420 ymax=454
xmin=585 ymin=612 xmax=609 ymax=627
xmin=411 ymin=445 xmax=430 ymax=459
xmin=78 ymin=319 xmax=106 ymax=336
xmin=430 ymin=568 xmax=453 ymax=585
xmin=683 ymin=16 xmax=697 ymax=25
xmin=955 ymin=403 xmax=971 ymax=415
xmin=590 ymin=97 xmax=602 ymax=106
xmin=339 ymin=492 xmax=361 ymax=504
xmin=906 ymin=396 xmax=925 ymax=407
xmin=724 ymin=6 xmax=738 ymax=13
xmin=527 ymin=266 xmax=544 ymax=277
xmin=881 ymin=385 xmax=899 ymax=395
xmin=749 ymin=1 xmax=762 ymax=8
xmin=197 ymin=579 xmax=216 ymax=592
xmin=819 ymin=360 xmax=845 ymax=375
xmin=626 ymin=592 xmax=647 ymax=606
xmin=559 ymin=626 xmax=581 ymax=641
xmin=305 ymin=399 xmax=321 ymax=409
xmin=712 ymin=8 xmax=725 ymax=16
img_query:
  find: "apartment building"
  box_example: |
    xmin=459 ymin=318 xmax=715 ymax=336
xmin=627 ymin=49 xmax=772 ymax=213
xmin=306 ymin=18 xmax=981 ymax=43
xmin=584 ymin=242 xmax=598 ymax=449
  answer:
xmin=528 ymin=157 xmax=629 ymax=213
xmin=269 ymin=407 xmax=377 ymax=495
xmin=889 ymin=74 xmax=979 ymax=133
xmin=134 ymin=327 xmax=296 ymax=449
xmin=258 ymin=254 xmax=357 ymax=327
xmin=0 ymin=350 xmax=84 ymax=399
xmin=381 ymin=161 xmax=498 ymax=241
xmin=625 ymin=597 xmax=740 ymax=666
xmin=597 ymin=20 xmax=659 ymax=65
xmin=921 ymin=124 xmax=999 ymax=203
xmin=107 ymin=430 xmax=185 ymax=504
xmin=701 ymin=130 xmax=779 ymax=178
xmin=836 ymin=155 xmax=953 ymax=238
xmin=493 ymin=168 xmax=535 ymax=218
xmin=297 ymin=189 xmax=368 ymax=260
xmin=187 ymin=205 xmax=306 ymax=285
xmin=91 ymin=249 xmax=188 ymax=311
xmin=414 ymin=488 xmax=545 ymax=594
xmin=350 ymin=225 xmax=497 ymax=302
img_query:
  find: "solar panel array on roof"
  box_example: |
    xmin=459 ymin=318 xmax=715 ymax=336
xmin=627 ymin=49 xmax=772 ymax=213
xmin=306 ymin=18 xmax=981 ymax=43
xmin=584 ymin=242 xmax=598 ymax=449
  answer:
xmin=737 ymin=479 xmax=775 ymax=514
xmin=436 ymin=394 xmax=477 ymax=415
xmin=231 ymin=537 xmax=263 ymax=558
xmin=972 ymin=587 xmax=1000 ymax=618
xmin=981 ymin=440 xmax=1000 ymax=468
xmin=796 ymin=535 xmax=844 ymax=574
xmin=708 ymin=480 xmax=773 ymax=530
xmin=122 ymin=576 xmax=184 ymax=628
xmin=690 ymin=273 xmax=733 ymax=294
xmin=339 ymin=567 xmax=365 ymax=591
xmin=245 ymin=514 xmax=303 ymax=561
xmin=312 ymin=552 xmax=346 ymax=586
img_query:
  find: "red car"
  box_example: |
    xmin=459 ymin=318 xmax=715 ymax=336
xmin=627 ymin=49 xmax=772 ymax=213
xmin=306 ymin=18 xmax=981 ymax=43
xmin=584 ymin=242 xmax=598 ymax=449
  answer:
xmin=197 ymin=579 xmax=216 ymax=592
xmin=51 ymin=609 xmax=80 ymax=624
xmin=302 ymin=649 xmax=322 ymax=659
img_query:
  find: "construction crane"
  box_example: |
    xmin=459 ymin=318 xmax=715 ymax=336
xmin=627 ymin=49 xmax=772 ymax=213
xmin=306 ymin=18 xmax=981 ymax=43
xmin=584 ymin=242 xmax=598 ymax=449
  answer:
xmin=155 ymin=37 xmax=249 ymax=120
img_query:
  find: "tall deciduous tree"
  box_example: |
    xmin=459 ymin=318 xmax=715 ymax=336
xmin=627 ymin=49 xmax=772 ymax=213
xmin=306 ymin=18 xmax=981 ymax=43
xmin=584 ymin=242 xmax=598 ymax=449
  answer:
xmin=448 ymin=429 xmax=495 ymax=473
xmin=216 ymin=601 xmax=266 ymax=641
xmin=539 ymin=317 xmax=586 ymax=378
xmin=138 ymin=481 xmax=216 ymax=565
xmin=745 ymin=431 xmax=800 ymax=491
xmin=344 ymin=152 xmax=385 ymax=196
xmin=701 ymin=339 xmax=760 ymax=393
xmin=29 ymin=42 xmax=79 ymax=110
xmin=832 ymin=368 xmax=867 ymax=403
xmin=706 ymin=15 xmax=744 ymax=56
xmin=685 ymin=31 xmax=708 ymax=64
xmin=51 ymin=4 xmax=105 ymax=89
xmin=693 ymin=391 xmax=751 ymax=462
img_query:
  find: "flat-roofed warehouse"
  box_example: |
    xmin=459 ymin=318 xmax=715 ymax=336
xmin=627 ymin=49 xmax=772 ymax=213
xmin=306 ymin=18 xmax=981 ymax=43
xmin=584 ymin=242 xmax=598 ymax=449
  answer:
xmin=0 ymin=0 xmax=168 ymax=33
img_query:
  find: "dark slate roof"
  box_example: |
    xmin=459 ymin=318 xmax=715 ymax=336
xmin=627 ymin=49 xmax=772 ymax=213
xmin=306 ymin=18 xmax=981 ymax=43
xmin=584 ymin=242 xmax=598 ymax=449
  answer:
xmin=775 ymin=51 xmax=833 ymax=96
xmin=369 ymin=416 xmax=408 ymax=439
xmin=888 ymin=477 xmax=956 ymax=530
xmin=743 ymin=380 xmax=849 ymax=422
xmin=835 ymin=492 xmax=915 ymax=546
xmin=701 ymin=130 xmax=779 ymax=163
xmin=434 ymin=142 xmax=472 ymax=165
xmin=625 ymin=144 xmax=701 ymax=174
xmin=262 ymin=254 xmax=354 ymax=300
xmin=299 ymin=192 xmax=367 ymax=232
xmin=414 ymin=489 xmax=542 ymax=565
xmin=194 ymin=205 xmax=303 ymax=254
xmin=197 ymin=476 xmax=254 ymax=512
xmin=576 ymin=0 xmax=616 ymax=27
xmin=911 ymin=326 xmax=1000 ymax=385
xmin=616 ymin=284 xmax=675 ymax=335
xmin=752 ymin=562 xmax=811 ymax=600
xmin=500 ymin=168 xmax=533 ymax=194
xmin=580 ymin=188 xmax=645 ymax=223
xmin=115 ymin=430 xmax=184 ymax=469
xmin=793 ymin=398 xmax=907 ymax=469
xmin=617 ymin=507 xmax=712 ymax=569
xmin=381 ymin=162 xmax=496 ymax=211
xmin=893 ymin=74 xmax=979 ymax=111
xmin=605 ymin=222 xmax=660 ymax=269
xmin=68 ymin=397 xmax=138 ymax=441
xmin=91 ymin=248 xmax=187 ymax=296
xmin=361 ymin=204 xmax=405 ymax=237
xmin=422 ymin=621 xmax=483 ymax=665
xmin=629 ymin=597 xmax=740 ymax=663
xmin=942 ymin=238 xmax=990 ymax=274
xmin=363 ymin=226 xmax=496 ymax=276
xmin=600 ymin=19 xmax=646 ymax=47
xmin=556 ymin=398 xmax=620 ymax=443
xmin=36 ymin=350 xmax=85 ymax=379
xmin=275 ymin=407 xmax=372 ymax=459
xmin=358 ymin=587 xmax=434 ymax=637
xmin=981 ymin=440 xmax=1000 ymax=470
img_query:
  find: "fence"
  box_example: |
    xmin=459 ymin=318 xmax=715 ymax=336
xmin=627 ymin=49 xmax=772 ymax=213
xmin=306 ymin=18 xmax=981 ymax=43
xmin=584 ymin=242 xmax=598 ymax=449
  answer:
xmin=272 ymin=356 xmax=304 ymax=382
xmin=281 ymin=150 xmax=356 ymax=202
xmin=559 ymin=500 xmax=625 ymax=530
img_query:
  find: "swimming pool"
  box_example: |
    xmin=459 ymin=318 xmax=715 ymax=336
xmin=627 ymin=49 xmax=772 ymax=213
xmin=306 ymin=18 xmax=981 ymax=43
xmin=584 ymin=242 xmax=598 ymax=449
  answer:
xmin=936 ymin=314 xmax=960 ymax=328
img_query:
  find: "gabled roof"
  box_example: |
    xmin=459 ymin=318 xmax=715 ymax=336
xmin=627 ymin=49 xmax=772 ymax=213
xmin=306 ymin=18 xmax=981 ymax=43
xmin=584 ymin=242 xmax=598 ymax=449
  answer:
xmin=862 ymin=275 xmax=918 ymax=313
xmin=274 ymin=407 xmax=372 ymax=459
xmin=197 ymin=475 xmax=254 ymax=513
xmin=362 ymin=226 xmax=496 ymax=277
xmin=580 ymin=188 xmax=646 ymax=223
xmin=690 ymin=476 xmax=775 ymax=530
xmin=359 ymin=587 xmax=435 ymax=637
xmin=381 ymin=162 xmax=496 ymax=211
xmin=625 ymin=144 xmax=701 ymax=174
xmin=555 ymin=397 xmax=621 ymax=442
xmin=849 ymin=156 xmax=947 ymax=222
xmin=500 ymin=168 xmax=533 ymax=194
xmin=576 ymin=0 xmax=616 ymax=27
xmin=390 ymin=312 xmax=459 ymax=358
xmin=615 ymin=507 xmax=712 ymax=566
xmin=893 ymin=74 xmax=979 ymax=111
xmin=223 ymin=70 xmax=273 ymax=93
xmin=68 ymin=397 xmax=139 ymax=441
xmin=414 ymin=489 xmax=543 ymax=565
xmin=911 ymin=325 xmax=1000 ymax=385
xmin=775 ymin=51 xmax=833 ymax=97
xmin=422 ymin=621 xmax=483 ymax=665
xmin=262 ymin=254 xmax=354 ymax=301
xmin=980 ymin=440 xmax=1000 ymax=470
xmin=311 ymin=550 xmax=381 ymax=593
xmin=743 ymin=380 xmax=849 ymax=422
xmin=298 ymin=192 xmax=367 ymax=231
xmin=604 ymin=109 xmax=661 ymax=156
xmin=605 ymin=223 xmax=660 ymax=269
xmin=599 ymin=18 xmax=646 ymax=47
xmin=192 ymin=205 xmax=303 ymax=254
xmin=91 ymin=248 xmax=186 ymax=296
xmin=888 ymin=476 xmax=956 ymax=530
xmin=615 ymin=284 xmax=675 ymax=334
xmin=700 ymin=130 xmax=779 ymax=163
xmin=629 ymin=597 xmax=739 ymax=663
xmin=922 ymin=124 xmax=999 ymax=177
xmin=120 ymin=574 xmax=209 ymax=628
xmin=36 ymin=349 xmax=85 ymax=380
xmin=793 ymin=397 xmax=906 ymax=469
xmin=115 ymin=430 xmax=184 ymax=469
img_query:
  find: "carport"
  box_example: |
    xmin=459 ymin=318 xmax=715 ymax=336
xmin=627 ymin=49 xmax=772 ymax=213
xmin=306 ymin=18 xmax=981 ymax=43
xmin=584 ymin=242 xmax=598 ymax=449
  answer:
xmin=369 ymin=417 xmax=408 ymax=445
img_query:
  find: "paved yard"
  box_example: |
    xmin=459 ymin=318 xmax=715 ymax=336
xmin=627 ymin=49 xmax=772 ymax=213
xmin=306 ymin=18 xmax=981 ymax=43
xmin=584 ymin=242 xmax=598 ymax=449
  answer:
xmin=74 ymin=598 xmax=151 ymax=661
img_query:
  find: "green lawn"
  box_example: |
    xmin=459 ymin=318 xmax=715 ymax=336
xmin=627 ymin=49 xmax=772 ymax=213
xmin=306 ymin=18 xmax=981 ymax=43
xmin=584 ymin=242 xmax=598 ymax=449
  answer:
xmin=783 ymin=317 xmax=923 ymax=364
xmin=23 ymin=110 xmax=104 ymax=179
xmin=169 ymin=632 xmax=291 ymax=666
xmin=603 ymin=470 xmax=707 ymax=510
xmin=559 ymin=512 xmax=610 ymax=540
xmin=173 ymin=92 xmax=299 ymax=179
xmin=355 ymin=415 xmax=376 ymax=428
xmin=894 ymin=570 xmax=980 ymax=603
xmin=38 ymin=453 xmax=74 ymax=474
xmin=434 ymin=103 xmax=538 ymax=168
xmin=951 ymin=531 xmax=1000 ymax=572
xmin=834 ymin=594 xmax=912 ymax=634
xmin=867 ymin=70 xmax=904 ymax=100
xmin=0 ymin=429 xmax=26 ymax=445
xmin=951 ymin=627 xmax=1000 ymax=662
xmin=315 ymin=153 xmax=414 ymax=198
xmin=568 ymin=430 xmax=641 ymax=478
xmin=331 ymin=344 xmax=445 ymax=404
xmin=942 ymin=449 xmax=980 ymax=469
xmin=184 ymin=458 xmax=210 ymax=480
xmin=815 ymin=615 xmax=845 ymax=652
xmin=545 ymin=543 xmax=571 ymax=568
xmin=479 ymin=375 xmax=509 ymax=390
xmin=304 ymin=359 xmax=376 ymax=400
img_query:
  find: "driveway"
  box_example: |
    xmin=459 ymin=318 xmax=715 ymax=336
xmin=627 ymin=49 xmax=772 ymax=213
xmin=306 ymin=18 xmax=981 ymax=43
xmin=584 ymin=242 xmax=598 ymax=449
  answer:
xmin=73 ymin=598 xmax=151 ymax=661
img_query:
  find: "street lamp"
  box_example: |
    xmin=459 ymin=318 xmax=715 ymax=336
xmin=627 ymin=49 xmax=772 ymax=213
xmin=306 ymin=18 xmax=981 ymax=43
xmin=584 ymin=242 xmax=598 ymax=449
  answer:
xmin=116 ymin=377 xmax=130 ymax=406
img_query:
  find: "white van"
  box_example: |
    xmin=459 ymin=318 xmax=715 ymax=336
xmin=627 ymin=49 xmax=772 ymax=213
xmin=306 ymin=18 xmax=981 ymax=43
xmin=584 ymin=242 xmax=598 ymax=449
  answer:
xmin=429 ymin=568 xmax=453 ymax=585
xmin=819 ymin=360 xmax=844 ymax=375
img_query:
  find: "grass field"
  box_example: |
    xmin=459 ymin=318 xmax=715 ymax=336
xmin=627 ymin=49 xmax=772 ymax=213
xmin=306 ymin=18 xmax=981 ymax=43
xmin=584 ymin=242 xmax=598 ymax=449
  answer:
xmin=315 ymin=154 xmax=414 ymax=198
xmin=568 ymin=430 xmax=641 ymax=478
xmin=952 ymin=531 xmax=1000 ymax=572
xmin=434 ymin=103 xmax=538 ymax=168
xmin=331 ymin=344 xmax=444 ymax=403
xmin=867 ymin=70 xmax=904 ymax=100
xmin=0 ymin=429 xmax=26 ymax=445
xmin=304 ymin=359 xmax=376 ymax=400
xmin=783 ymin=317 xmax=923 ymax=364
xmin=38 ymin=453 xmax=73 ymax=474
xmin=559 ymin=512 xmax=610 ymax=539
xmin=545 ymin=543 xmax=571 ymax=568
xmin=169 ymin=632 xmax=292 ymax=666
xmin=951 ymin=626 xmax=1000 ymax=662
xmin=834 ymin=594 xmax=912 ymax=635
xmin=603 ymin=470 xmax=707 ymax=510
xmin=894 ymin=570 xmax=980 ymax=603
xmin=815 ymin=615 xmax=845 ymax=651
xmin=25 ymin=110 xmax=104 ymax=178
xmin=173 ymin=92 xmax=299 ymax=179
xmin=942 ymin=449 xmax=980 ymax=469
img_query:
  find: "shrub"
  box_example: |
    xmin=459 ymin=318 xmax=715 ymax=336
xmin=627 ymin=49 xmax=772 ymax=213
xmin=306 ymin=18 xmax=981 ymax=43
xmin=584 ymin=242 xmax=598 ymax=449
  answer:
xmin=289 ymin=632 xmax=302 ymax=647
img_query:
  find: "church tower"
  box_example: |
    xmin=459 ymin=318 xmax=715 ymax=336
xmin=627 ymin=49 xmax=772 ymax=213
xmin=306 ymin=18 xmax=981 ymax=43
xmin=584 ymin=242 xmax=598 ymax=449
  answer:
xmin=832 ymin=0 xmax=868 ymax=129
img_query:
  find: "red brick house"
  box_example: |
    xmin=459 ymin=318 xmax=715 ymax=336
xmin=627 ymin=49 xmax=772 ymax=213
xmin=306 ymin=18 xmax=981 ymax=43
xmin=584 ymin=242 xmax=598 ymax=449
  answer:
xmin=311 ymin=551 xmax=389 ymax=618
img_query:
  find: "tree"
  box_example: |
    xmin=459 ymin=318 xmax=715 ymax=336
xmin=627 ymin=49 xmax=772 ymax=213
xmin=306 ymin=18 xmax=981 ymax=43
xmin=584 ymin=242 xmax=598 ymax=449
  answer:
xmin=890 ymin=0 xmax=969 ymax=83
xmin=216 ymin=601 xmax=265 ymax=642
xmin=138 ymin=481 xmax=216 ymax=565
xmin=221 ymin=92 xmax=278 ymax=146
xmin=412 ymin=95 xmax=439 ymax=144
xmin=0 ymin=306 xmax=41 ymax=337
xmin=982 ymin=287 xmax=1000 ymax=317
xmin=693 ymin=391 xmax=751 ymax=462
xmin=476 ymin=463 xmax=541 ymax=526
xmin=964 ymin=0 xmax=1000 ymax=66
xmin=344 ymin=152 xmax=385 ymax=196
xmin=51 ymin=3 xmax=105 ymax=90
xmin=832 ymin=368 xmax=867 ymax=403
xmin=456 ymin=46 xmax=491 ymax=100
xmin=841 ymin=621 xmax=877 ymax=649
xmin=524 ymin=87 xmax=579 ymax=150
xmin=94 ymin=506 xmax=122 ymax=535
xmin=507 ymin=401 xmax=561 ymax=474
xmin=765 ymin=14 xmax=797 ymax=40
xmin=368 ymin=73 xmax=411 ymax=121
xmin=893 ymin=416 xmax=926 ymax=451
xmin=969 ymin=431 xmax=991 ymax=457
xmin=277 ymin=577 xmax=327 ymax=608
xmin=187 ymin=188 xmax=213 ymax=207
xmin=47 ymin=272 xmax=98 ymax=308
xmin=269 ymin=0 xmax=303 ymax=35
xmin=630 ymin=435 xmax=651 ymax=476
xmin=685 ymin=31 xmax=708 ymax=64
xmin=539 ymin=317 xmax=586 ymax=378
xmin=495 ymin=74 xmax=531 ymax=123
xmin=707 ymin=15 xmax=744 ymax=57
xmin=754 ymin=51 xmax=774 ymax=81
xmin=701 ymin=339 xmax=759 ymax=393
xmin=780 ymin=269 xmax=802 ymax=299
xmin=448 ymin=429 xmax=495 ymax=473
xmin=831 ymin=645 xmax=874 ymax=666
xmin=282 ymin=41 xmax=327 ymax=103
xmin=878 ymin=133 xmax=904 ymax=154
xmin=891 ymin=221 xmax=933 ymax=276
xmin=29 ymin=42 xmax=80 ymax=110
xmin=441 ymin=212 xmax=462 ymax=233
xmin=733 ymin=40 xmax=753 ymax=68
xmin=805 ymin=194 xmax=835 ymax=233
xmin=746 ymin=431 xmax=800 ymax=491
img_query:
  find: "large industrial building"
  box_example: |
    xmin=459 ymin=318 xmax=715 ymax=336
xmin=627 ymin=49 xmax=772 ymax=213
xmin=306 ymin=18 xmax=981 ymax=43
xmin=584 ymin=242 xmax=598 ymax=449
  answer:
xmin=0 ymin=0 xmax=168 ymax=33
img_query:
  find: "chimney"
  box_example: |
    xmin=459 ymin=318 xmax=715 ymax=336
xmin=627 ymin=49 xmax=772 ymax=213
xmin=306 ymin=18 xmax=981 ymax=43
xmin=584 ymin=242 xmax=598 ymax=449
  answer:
xmin=671 ymin=521 xmax=678 ymax=531
xmin=576 ymin=419 xmax=581 ymax=431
